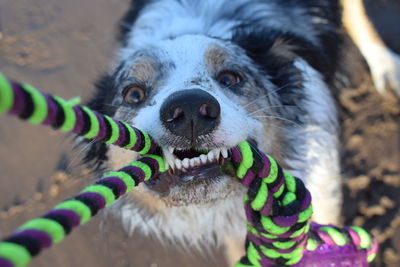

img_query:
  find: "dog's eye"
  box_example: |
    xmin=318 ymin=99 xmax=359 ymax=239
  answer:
xmin=123 ymin=86 xmax=145 ymax=104
xmin=217 ymin=71 xmax=241 ymax=87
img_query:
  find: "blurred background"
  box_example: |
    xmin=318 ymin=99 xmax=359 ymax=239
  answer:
xmin=0 ymin=0 xmax=399 ymax=266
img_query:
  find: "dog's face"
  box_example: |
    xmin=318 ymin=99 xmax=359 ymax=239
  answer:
xmin=109 ymin=34 xmax=286 ymax=206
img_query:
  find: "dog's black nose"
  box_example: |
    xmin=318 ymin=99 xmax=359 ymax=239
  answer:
xmin=160 ymin=89 xmax=221 ymax=140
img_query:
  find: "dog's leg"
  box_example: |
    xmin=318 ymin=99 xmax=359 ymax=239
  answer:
xmin=286 ymin=126 xmax=342 ymax=226
xmin=301 ymin=127 xmax=342 ymax=226
xmin=342 ymin=0 xmax=400 ymax=96
xmin=283 ymin=60 xmax=343 ymax=226
xmin=223 ymin=234 xmax=245 ymax=267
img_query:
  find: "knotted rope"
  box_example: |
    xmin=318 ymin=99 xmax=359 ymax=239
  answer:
xmin=0 ymin=73 xmax=378 ymax=267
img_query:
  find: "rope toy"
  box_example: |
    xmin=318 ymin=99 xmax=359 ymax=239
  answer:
xmin=0 ymin=73 xmax=378 ymax=267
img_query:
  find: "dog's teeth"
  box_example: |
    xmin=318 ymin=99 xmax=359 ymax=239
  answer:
xmin=175 ymin=159 xmax=182 ymax=170
xmin=213 ymin=148 xmax=221 ymax=160
xmin=207 ymin=150 xmax=215 ymax=162
xmin=162 ymin=147 xmax=176 ymax=170
xmin=194 ymin=157 xmax=201 ymax=166
xmin=200 ymin=154 xmax=208 ymax=164
xmin=182 ymin=158 xmax=190 ymax=169
xmin=167 ymin=158 xmax=175 ymax=170
xmin=189 ymin=158 xmax=196 ymax=167
xmin=169 ymin=160 xmax=175 ymax=170
xmin=221 ymin=148 xmax=228 ymax=158
xmin=168 ymin=147 xmax=174 ymax=153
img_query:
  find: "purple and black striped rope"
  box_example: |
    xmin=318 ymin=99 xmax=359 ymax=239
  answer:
xmin=0 ymin=154 xmax=165 ymax=267
xmin=0 ymin=73 xmax=157 ymax=155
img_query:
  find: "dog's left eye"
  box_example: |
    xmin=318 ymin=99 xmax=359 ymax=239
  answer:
xmin=216 ymin=71 xmax=241 ymax=87
xmin=123 ymin=85 xmax=145 ymax=104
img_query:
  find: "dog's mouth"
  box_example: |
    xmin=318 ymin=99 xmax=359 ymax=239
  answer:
xmin=163 ymin=146 xmax=229 ymax=173
xmin=144 ymin=146 xmax=233 ymax=197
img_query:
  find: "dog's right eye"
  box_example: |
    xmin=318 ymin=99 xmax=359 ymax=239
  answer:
xmin=123 ymin=85 xmax=145 ymax=104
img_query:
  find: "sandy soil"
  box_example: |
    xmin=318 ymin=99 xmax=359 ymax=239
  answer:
xmin=0 ymin=1 xmax=399 ymax=267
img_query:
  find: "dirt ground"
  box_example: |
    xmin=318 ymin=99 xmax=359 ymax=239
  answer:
xmin=0 ymin=1 xmax=399 ymax=267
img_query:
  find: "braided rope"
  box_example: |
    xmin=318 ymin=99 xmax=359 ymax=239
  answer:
xmin=0 ymin=73 xmax=157 ymax=155
xmin=0 ymin=73 xmax=378 ymax=266
xmin=230 ymin=144 xmax=378 ymax=267
xmin=0 ymin=154 xmax=166 ymax=267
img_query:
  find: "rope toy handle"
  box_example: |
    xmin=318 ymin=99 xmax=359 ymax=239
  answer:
xmin=0 ymin=73 xmax=378 ymax=267
xmin=231 ymin=143 xmax=378 ymax=266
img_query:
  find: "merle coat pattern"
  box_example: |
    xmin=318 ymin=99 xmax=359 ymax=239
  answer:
xmin=83 ymin=0 xmax=345 ymax=263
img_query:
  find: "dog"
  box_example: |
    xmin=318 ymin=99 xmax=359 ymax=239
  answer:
xmin=82 ymin=0 xmax=399 ymax=265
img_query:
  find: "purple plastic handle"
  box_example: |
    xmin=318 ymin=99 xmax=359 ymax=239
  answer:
xmin=296 ymin=244 xmax=368 ymax=267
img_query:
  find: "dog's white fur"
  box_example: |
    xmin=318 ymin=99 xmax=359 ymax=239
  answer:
xmin=286 ymin=59 xmax=340 ymax=225
xmin=119 ymin=0 xmax=322 ymax=50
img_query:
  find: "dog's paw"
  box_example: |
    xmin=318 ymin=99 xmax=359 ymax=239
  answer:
xmin=365 ymin=44 xmax=400 ymax=97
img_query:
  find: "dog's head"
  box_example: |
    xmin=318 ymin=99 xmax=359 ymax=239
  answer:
xmin=106 ymin=34 xmax=285 ymax=206
xmin=88 ymin=26 xmax=336 ymax=207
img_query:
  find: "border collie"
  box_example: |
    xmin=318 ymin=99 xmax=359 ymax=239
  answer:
xmin=82 ymin=0 xmax=399 ymax=264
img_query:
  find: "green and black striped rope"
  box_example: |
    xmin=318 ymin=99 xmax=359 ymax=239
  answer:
xmin=0 ymin=73 xmax=378 ymax=266
xmin=0 ymin=73 xmax=157 ymax=155
xmin=231 ymin=143 xmax=312 ymax=266
xmin=0 ymin=154 xmax=166 ymax=267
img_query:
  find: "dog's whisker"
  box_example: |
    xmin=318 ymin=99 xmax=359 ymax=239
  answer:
xmin=251 ymin=115 xmax=303 ymax=129
xmin=247 ymin=141 xmax=264 ymax=161
xmin=99 ymin=104 xmax=133 ymax=112
xmin=103 ymin=103 xmax=123 ymax=108
xmin=270 ymin=82 xmax=294 ymax=95
xmin=266 ymin=124 xmax=299 ymax=132
xmin=242 ymin=83 xmax=293 ymax=109
xmin=243 ymin=95 xmax=270 ymax=108
xmin=89 ymin=104 xmax=128 ymax=114
xmin=93 ymin=105 xmax=140 ymax=121
xmin=243 ymin=94 xmax=269 ymax=108
xmin=248 ymin=105 xmax=299 ymax=116
xmin=68 ymin=139 xmax=97 ymax=171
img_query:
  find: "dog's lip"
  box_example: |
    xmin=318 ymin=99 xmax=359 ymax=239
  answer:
xmin=144 ymin=163 xmax=224 ymax=194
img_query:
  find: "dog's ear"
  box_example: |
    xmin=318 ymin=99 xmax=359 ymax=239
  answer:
xmin=118 ymin=0 xmax=149 ymax=46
